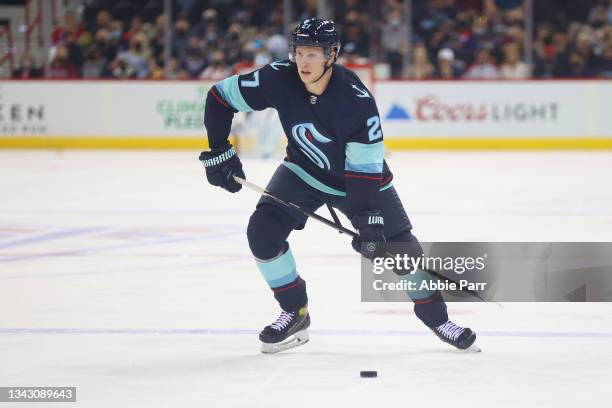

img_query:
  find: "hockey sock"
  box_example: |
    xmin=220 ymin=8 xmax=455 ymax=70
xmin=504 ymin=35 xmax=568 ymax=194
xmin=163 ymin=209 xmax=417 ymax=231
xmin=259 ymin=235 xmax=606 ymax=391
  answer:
xmin=255 ymin=246 xmax=307 ymax=311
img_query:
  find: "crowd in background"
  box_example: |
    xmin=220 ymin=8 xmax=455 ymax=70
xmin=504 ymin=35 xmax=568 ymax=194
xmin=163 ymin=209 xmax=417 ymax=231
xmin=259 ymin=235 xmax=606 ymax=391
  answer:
xmin=10 ymin=0 xmax=612 ymax=80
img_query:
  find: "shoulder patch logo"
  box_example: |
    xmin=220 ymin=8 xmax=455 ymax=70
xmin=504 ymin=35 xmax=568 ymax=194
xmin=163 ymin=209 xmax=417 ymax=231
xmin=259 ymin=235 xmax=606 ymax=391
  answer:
xmin=291 ymin=123 xmax=332 ymax=170
xmin=351 ymin=84 xmax=370 ymax=98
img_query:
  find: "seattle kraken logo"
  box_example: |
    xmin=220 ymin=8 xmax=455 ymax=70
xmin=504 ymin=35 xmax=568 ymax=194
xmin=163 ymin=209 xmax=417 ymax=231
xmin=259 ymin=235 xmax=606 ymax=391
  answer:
xmin=291 ymin=123 xmax=332 ymax=170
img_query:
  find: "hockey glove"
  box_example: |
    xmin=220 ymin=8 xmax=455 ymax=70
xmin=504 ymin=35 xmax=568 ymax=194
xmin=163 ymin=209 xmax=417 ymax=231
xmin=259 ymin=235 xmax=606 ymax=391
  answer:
xmin=199 ymin=144 xmax=245 ymax=193
xmin=351 ymin=210 xmax=386 ymax=260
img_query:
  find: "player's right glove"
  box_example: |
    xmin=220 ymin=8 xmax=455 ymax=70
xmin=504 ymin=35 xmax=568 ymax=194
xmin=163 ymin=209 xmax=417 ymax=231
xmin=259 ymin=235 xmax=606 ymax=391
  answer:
xmin=199 ymin=143 xmax=245 ymax=193
xmin=351 ymin=210 xmax=386 ymax=260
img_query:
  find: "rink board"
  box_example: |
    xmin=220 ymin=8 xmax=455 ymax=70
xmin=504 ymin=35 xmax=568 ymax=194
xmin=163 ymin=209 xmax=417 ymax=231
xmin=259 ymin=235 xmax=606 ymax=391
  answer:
xmin=1 ymin=80 xmax=611 ymax=149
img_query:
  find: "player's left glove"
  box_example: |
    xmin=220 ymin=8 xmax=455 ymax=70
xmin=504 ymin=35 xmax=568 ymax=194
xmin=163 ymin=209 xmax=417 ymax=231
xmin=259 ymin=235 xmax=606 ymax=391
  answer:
xmin=351 ymin=210 xmax=386 ymax=259
xmin=199 ymin=143 xmax=245 ymax=193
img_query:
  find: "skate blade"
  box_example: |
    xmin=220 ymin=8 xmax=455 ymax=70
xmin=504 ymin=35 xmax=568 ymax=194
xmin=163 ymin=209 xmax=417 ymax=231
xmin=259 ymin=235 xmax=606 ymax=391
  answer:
xmin=464 ymin=343 xmax=482 ymax=353
xmin=260 ymin=329 xmax=310 ymax=354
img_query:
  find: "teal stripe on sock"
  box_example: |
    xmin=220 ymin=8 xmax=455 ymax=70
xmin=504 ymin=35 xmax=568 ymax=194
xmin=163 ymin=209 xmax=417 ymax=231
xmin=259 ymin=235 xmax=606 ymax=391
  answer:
xmin=256 ymin=247 xmax=298 ymax=288
xmin=400 ymin=268 xmax=438 ymax=300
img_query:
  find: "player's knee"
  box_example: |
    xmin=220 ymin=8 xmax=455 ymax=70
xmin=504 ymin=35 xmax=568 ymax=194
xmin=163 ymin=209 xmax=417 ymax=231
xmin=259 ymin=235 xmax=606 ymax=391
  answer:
xmin=247 ymin=205 xmax=293 ymax=260
xmin=387 ymin=229 xmax=423 ymax=259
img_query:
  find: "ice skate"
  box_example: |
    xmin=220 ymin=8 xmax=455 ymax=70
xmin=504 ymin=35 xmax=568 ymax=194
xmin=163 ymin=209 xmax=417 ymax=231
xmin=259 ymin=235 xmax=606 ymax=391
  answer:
xmin=432 ymin=320 xmax=481 ymax=352
xmin=260 ymin=305 xmax=310 ymax=354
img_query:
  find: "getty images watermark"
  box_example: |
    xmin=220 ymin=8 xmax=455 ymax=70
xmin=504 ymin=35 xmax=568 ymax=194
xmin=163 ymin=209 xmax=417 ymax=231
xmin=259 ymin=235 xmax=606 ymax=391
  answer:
xmin=370 ymin=252 xmax=488 ymax=293
xmin=361 ymin=242 xmax=612 ymax=302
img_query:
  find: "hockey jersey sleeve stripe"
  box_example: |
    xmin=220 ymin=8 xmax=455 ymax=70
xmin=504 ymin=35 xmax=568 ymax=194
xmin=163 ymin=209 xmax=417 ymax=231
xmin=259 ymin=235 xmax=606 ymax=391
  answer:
xmin=210 ymin=86 xmax=230 ymax=109
xmin=345 ymin=162 xmax=383 ymax=173
xmin=344 ymin=173 xmax=383 ymax=181
xmin=345 ymin=141 xmax=384 ymax=173
xmin=215 ymin=75 xmax=254 ymax=113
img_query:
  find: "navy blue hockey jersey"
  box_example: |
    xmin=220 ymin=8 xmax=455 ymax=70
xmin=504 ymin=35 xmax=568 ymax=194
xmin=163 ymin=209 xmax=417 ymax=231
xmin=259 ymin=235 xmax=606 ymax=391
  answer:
xmin=205 ymin=60 xmax=394 ymax=216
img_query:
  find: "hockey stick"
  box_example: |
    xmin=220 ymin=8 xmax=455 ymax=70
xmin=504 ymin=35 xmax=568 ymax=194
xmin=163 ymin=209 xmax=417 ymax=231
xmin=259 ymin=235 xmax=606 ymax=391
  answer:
xmin=234 ymin=176 xmax=492 ymax=303
xmin=234 ymin=176 xmax=358 ymax=236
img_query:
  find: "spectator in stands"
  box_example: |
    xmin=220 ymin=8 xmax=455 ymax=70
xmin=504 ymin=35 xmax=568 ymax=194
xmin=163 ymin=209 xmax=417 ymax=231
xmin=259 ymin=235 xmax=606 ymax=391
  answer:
xmin=587 ymin=2 xmax=610 ymax=30
xmin=82 ymin=45 xmax=107 ymax=78
xmin=46 ymin=46 xmax=78 ymax=78
xmin=52 ymin=10 xmax=85 ymax=45
xmin=445 ymin=29 xmax=470 ymax=69
xmin=296 ymin=0 xmax=318 ymax=22
xmin=223 ymin=22 xmax=245 ymax=65
xmin=340 ymin=11 xmax=370 ymax=59
xmin=533 ymin=44 xmax=558 ymax=78
xmin=381 ymin=7 xmax=409 ymax=78
xmin=429 ymin=18 xmax=456 ymax=57
xmin=12 ymin=52 xmax=43 ymax=79
xmin=149 ymin=15 xmax=166 ymax=67
xmin=600 ymin=41 xmax=612 ymax=77
xmin=553 ymin=31 xmax=573 ymax=76
xmin=469 ymin=15 xmax=492 ymax=50
xmin=335 ymin=0 xmax=368 ymax=25
xmin=567 ymin=51 xmax=589 ymax=77
xmin=200 ymin=50 xmax=233 ymax=80
xmin=243 ymin=33 xmax=273 ymax=66
xmin=533 ymin=23 xmax=554 ymax=56
xmin=93 ymin=27 xmax=118 ymax=63
xmin=95 ymin=10 xmax=113 ymax=31
xmin=117 ymin=32 xmax=150 ymax=78
xmin=148 ymin=58 xmax=164 ymax=79
xmin=172 ymin=18 xmax=191 ymax=57
xmin=572 ymin=31 xmax=603 ymax=76
xmin=410 ymin=43 xmax=434 ymax=79
xmin=101 ymin=58 xmax=134 ymax=78
xmin=108 ymin=19 xmax=124 ymax=47
xmin=12 ymin=0 xmax=607 ymax=81
xmin=238 ymin=0 xmax=269 ymax=27
xmin=191 ymin=8 xmax=221 ymax=47
xmin=546 ymin=28 xmax=598 ymax=77
xmin=413 ymin=0 xmax=458 ymax=37
xmin=180 ymin=36 xmax=207 ymax=78
xmin=488 ymin=0 xmax=522 ymax=12
xmin=463 ymin=46 xmax=499 ymax=78
xmin=164 ymin=57 xmax=189 ymax=79
xmin=434 ymin=47 xmax=463 ymax=78
xmin=62 ymin=31 xmax=85 ymax=76
xmin=123 ymin=15 xmax=144 ymax=44
xmin=500 ymin=41 xmax=529 ymax=78
xmin=534 ymin=23 xmax=565 ymax=78
xmin=202 ymin=16 xmax=222 ymax=49
xmin=264 ymin=26 xmax=288 ymax=61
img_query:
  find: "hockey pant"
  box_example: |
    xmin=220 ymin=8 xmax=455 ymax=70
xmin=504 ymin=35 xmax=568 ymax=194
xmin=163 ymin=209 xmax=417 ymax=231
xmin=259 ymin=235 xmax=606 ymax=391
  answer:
xmin=246 ymin=163 xmax=448 ymax=328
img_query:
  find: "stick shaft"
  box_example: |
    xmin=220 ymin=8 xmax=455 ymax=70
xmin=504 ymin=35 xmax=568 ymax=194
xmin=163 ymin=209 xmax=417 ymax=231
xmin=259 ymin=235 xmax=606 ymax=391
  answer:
xmin=234 ymin=176 xmax=358 ymax=237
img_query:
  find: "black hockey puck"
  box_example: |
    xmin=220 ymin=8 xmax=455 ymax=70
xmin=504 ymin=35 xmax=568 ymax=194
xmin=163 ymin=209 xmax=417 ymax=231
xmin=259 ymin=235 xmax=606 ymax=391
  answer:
xmin=360 ymin=371 xmax=377 ymax=378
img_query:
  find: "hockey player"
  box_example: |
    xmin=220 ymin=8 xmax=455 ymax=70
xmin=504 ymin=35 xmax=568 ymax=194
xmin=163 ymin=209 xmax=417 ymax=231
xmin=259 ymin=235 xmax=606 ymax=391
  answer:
xmin=200 ymin=18 xmax=477 ymax=353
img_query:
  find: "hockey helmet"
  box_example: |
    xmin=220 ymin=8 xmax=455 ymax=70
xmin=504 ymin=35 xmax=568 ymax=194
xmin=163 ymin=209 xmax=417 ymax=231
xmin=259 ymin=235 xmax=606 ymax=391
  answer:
xmin=290 ymin=18 xmax=341 ymax=63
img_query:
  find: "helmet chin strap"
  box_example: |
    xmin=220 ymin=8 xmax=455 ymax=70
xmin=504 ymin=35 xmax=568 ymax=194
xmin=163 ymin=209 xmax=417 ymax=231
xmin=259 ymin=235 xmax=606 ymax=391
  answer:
xmin=311 ymin=57 xmax=334 ymax=84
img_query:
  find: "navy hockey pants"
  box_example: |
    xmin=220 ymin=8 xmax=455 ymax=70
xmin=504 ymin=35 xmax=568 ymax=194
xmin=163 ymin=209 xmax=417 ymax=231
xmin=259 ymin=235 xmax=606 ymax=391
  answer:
xmin=247 ymin=163 xmax=448 ymax=328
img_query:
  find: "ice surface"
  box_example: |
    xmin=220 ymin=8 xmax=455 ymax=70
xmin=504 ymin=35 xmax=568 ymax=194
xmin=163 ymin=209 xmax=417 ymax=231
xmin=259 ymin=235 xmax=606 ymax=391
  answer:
xmin=1 ymin=151 xmax=611 ymax=407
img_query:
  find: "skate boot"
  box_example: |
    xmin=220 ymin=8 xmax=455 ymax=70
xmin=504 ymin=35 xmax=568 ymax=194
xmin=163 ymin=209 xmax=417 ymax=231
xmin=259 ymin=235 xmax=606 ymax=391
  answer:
xmin=259 ymin=305 xmax=310 ymax=354
xmin=432 ymin=320 xmax=481 ymax=352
